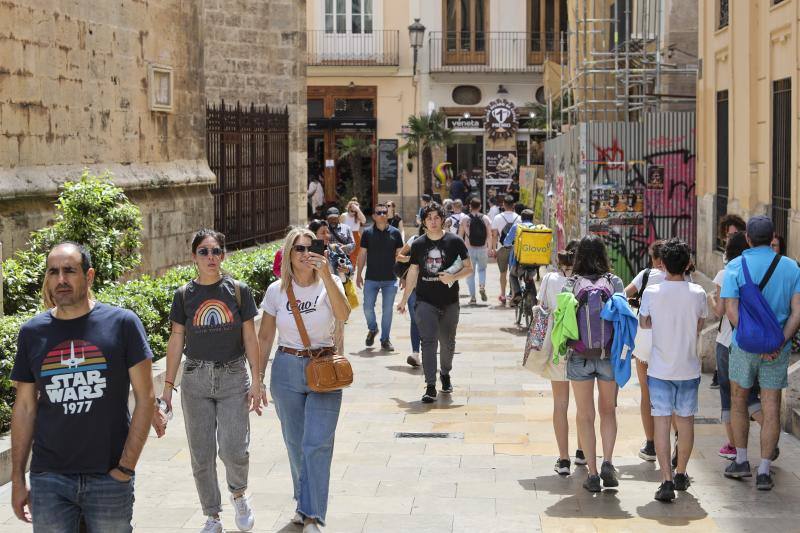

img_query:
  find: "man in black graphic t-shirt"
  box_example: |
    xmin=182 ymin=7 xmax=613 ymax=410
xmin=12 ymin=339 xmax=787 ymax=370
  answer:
xmin=398 ymin=203 xmax=472 ymax=404
xmin=10 ymin=242 xmax=156 ymax=531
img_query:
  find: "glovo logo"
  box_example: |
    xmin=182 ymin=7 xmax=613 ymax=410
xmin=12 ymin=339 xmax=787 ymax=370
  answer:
xmin=522 ymin=244 xmax=551 ymax=254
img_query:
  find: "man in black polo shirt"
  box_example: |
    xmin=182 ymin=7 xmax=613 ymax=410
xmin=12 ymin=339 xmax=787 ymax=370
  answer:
xmin=357 ymin=202 xmax=404 ymax=350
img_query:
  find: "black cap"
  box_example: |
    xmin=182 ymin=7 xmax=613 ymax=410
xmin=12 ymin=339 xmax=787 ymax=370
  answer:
xmin=326 ymin=207 xmax=340 ymax=218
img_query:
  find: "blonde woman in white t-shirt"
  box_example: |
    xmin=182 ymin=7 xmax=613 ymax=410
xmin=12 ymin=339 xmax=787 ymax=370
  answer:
xmin=257 ymin=228 xmax=350 ymax=533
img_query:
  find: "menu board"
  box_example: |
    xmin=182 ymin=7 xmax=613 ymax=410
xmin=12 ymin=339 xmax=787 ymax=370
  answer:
xmin=378 ymin=139 xmax=398 ymax=194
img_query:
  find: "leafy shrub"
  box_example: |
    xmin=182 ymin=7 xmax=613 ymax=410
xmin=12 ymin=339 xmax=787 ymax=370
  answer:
xmin=3 ymin=170 xmax=142 ymax=314
xmin=0 ymin=313 xmax=33 ymax=433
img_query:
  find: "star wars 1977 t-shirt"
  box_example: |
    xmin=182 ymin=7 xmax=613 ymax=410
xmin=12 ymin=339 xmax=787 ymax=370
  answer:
xmin=11 ymin=303 xmax=153 ymax=474
xmin=169 ymin=276 xmax=258 ymax=362
xmin=410 ymin=232 xmax=469 ymax=308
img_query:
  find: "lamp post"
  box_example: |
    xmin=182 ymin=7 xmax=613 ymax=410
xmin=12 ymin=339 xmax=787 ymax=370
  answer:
xmin=408 ymin=18 xmax=426 ymax=77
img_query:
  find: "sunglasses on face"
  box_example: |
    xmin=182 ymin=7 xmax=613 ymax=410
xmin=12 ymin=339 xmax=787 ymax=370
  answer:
xmin=293 ymin=244 xmax=312 ymax=253
xmin=375 ymin=210 xmax=388 ymax=216
xmin=197 ymin=247 xmax=223 ymax=257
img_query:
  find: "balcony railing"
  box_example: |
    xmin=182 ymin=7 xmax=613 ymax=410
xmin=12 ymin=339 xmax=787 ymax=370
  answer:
xmin=307 ymin=30 xmax=399 ymax=67
xmin=429 ymin=31 xmax=561 ymax=73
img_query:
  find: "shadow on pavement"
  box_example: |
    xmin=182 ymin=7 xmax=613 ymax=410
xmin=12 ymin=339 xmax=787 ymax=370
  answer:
xmin=635 ymin=492 xmax=708 ymax=525
xmin=385 ymin=365 xmax=422 ymax=374
xmin=499 ymin=326 xmax=528 ymax=337
xmin=389 ymin=396 xmax=465 ymax=413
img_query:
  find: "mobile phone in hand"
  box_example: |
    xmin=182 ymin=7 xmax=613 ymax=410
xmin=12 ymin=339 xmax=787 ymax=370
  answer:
xmin=310 ymin=239 xmax=325 ymax=255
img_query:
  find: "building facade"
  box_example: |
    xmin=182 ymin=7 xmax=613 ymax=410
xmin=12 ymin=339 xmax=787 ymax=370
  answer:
xmin=418 ymin=0 xmax=563 ymax=208
xmin=0 ymin=0 xmax=306 ymax=273
xmin=696 ymin=0 xmax=797 ymax=275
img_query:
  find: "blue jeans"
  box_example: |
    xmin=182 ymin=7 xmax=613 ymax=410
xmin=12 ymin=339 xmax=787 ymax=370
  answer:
xmin=466 ymin=248 xmax=488 ymax=297
xmin=648 ymin=376 xmax=700 ymax=417
xmin=408 ymin=291 xmax=420 ymax=353
xmin=270 ymin=350 xmax=343 ymax=526
xmin=715 ymin=342 xmax=761 ymax=422
xmin=30 ymin=472 xmax=134 ymax=532
xmin=363 ymin=279 xmax=398 ymax=342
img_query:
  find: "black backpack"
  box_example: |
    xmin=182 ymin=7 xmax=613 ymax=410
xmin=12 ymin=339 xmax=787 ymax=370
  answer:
xmin=499 ymin=213 xmax=518 ymax=247
xmin=467 ymin=214 xmax=487 ymax=247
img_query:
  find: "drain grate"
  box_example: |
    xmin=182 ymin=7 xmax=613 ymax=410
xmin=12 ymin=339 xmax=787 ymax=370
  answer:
xmin=694 ymin=416 xmax=721 ymax=425
xmin=395 ymin=432 xmax=464 ymax=439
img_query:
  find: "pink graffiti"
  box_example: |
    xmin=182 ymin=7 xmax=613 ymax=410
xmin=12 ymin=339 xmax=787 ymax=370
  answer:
xmin=594 ymin=138 xmax=625 ymax=170
xmin=644 ymin=150 xmax=697 ymax=248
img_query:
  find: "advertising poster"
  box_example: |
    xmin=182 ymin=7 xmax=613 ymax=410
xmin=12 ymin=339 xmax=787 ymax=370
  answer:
xmin=484 ymin=150 xmax=517 ymax=204
xmin=647 ymin=164 xmax=665 ymax=190
xmin=588 ymin=186 xmax=644 ymax=232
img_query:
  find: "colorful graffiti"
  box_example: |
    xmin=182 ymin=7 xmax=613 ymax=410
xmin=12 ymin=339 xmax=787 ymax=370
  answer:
xmin=543 ymin=114 xmax=697 ymax=283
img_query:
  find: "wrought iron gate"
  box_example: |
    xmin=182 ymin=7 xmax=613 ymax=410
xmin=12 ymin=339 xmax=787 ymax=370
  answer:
xmin=207 ymin=101 xmax=289 ymax=249
xmin=772 ymin=79 xmax=791 ymax=241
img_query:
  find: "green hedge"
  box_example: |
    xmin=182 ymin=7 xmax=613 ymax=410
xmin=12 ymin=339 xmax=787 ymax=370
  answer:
xmin=0 ymin=242 xmax=281 ymax=434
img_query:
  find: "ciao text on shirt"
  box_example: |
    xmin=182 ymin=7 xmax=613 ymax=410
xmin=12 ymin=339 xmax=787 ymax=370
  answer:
xmin=286 ymin=296 xmax=320 ymax=315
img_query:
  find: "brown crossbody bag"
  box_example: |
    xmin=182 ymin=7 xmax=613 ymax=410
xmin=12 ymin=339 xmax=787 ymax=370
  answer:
xmin=286 ymin=284 xmax=353 ymax=392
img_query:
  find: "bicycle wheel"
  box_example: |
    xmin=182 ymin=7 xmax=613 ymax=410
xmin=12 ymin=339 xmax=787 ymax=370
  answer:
xmin=523 ymin=292 xmax=534 ymax=329
xmin=515 ymin=292 xmax=524 ymax=326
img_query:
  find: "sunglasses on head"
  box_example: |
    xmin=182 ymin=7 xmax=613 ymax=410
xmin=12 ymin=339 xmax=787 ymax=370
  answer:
xmin=293 ymin=244 xmax=312 ymax=253
xmin=197 ymin=247 xmax=223 ymax=257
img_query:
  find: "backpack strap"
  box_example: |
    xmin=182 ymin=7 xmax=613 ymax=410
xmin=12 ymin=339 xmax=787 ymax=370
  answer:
xmin=233 ymin=279 xmax=242 ymax=308
xmin=758 ymin=254 xmax=782 ymax=291
xmin=638 ymin=268 xmax=650 ymax=300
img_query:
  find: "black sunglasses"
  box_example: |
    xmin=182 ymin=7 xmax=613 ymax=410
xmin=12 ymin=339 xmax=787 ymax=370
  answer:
xmin=197 ymin=247 xmax=223 ymax=257
xmin=293 ymin=244 xmax=312 ymax=253
xmin=374 ymin=210 xmax=388 ymax=216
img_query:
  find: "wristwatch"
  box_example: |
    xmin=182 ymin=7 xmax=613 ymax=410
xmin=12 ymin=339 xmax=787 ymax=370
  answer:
xmin=116 ymin=465 xmax=135 ymax=477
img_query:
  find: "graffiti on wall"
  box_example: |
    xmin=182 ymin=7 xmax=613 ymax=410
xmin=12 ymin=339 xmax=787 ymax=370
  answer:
xmin=544 ymin=114 xmax=697 ymax=283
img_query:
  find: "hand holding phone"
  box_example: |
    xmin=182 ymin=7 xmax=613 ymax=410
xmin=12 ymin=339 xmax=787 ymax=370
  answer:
xmin=310 ymin=239 xmax=325 ymax=255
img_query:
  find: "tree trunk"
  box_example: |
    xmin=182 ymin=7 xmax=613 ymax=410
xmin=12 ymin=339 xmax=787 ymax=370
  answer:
xmin=422 ymin=146 xmax=433 ymax=195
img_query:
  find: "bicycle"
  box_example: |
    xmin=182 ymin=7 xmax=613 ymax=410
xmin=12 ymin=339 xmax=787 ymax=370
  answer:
xmin=514 ymin=265 xmax=540 ymax=329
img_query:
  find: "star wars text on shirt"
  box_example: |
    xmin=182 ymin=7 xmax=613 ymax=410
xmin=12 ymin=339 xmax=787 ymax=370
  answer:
xmin=42 ymin=339 xmax=107 ymax=415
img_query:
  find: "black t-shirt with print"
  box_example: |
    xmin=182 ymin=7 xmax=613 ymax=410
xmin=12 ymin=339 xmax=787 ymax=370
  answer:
xmin=11 ymin=303 xmax=153 ymax=474
xmin=410 ymin=232 xmax=469 ymax=308
xmin=169 ymin=276 xmax=258 ymax=362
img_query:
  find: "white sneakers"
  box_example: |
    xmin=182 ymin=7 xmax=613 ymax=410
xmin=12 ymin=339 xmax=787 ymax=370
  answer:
xmin=230 ymin=494 xmax=255 ymax=531
xmin=303 ymin=520 xmax=324 ymax=532
xmin=199 ymin=517 xmax=223 ymax=533
xmin=292 ymin=512 xmax=305 ymax=525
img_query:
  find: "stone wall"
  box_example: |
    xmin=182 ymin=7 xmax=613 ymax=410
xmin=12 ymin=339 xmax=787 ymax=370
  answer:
xmin=0 ymin=0 xmax=214 ymax=272
xmin=204 ymin=0 xmax=307 ymax=228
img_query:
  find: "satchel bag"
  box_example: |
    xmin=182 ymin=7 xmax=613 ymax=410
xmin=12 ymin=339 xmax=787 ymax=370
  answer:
xmin=286 ymin=284 xmax=354 ymax=392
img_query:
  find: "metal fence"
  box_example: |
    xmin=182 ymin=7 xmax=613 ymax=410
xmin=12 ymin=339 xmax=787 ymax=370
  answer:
xmin=207 ymin=101 xmax=289 ymax=249
xmin=428 ymin=32 xmax=557 ymax=73
xmin=307 ymin=30 xmax=399 ymax=67
xmin=544 ymin=112 xmax=697 ymax=282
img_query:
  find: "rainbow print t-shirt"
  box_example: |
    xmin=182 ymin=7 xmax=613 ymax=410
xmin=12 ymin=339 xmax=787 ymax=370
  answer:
xmin=169 ymin=277 xmax=258 ymax=362
xmin=11 ymin=303 xmax=153 ymax=474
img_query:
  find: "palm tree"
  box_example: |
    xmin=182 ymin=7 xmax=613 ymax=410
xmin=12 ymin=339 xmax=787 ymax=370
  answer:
xmin=399 ymin=110 xmax=455 ymax=194
xmin=336 ymin=136 xmax=375 ymax=208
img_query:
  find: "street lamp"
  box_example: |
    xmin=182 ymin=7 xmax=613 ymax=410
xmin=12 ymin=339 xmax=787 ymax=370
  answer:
xmin=408 ymin=18 xmax=426 ymax=76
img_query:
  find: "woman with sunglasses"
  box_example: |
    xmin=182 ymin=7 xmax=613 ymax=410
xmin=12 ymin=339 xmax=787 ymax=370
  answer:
xmin=258 ymin=228 xmax=351 ymax=533
xmin=342 ymin=198 xmax=366 ymax=266
xmin=159 ymin=229 xmax=263 ymax=533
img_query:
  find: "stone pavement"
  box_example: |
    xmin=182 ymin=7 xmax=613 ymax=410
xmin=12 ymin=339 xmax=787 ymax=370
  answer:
xmin=3 ymin=263 xmax=800 ymax=532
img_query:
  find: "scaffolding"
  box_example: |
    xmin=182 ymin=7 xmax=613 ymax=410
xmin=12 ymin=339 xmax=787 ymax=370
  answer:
xmin=558 ymin=0 xmax=697 ymax=126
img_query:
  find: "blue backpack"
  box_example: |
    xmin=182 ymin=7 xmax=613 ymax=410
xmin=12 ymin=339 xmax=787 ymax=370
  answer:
xmin=735 ymin=255 xmax=785 ymax=354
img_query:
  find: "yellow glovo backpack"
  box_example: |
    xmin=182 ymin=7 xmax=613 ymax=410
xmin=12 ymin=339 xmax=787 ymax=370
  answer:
xmin=513 ymin=224 xmax=553 ymax=266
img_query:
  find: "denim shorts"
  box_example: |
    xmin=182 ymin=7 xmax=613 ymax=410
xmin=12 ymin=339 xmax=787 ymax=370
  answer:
xmin=567 ymin=355 xmax=615 ymax=382
xmin=648 ymin=376 xmax=700 ymax=417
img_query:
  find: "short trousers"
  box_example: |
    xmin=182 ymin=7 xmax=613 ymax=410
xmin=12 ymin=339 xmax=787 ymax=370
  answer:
xmin=729 ymin=343 xmax=790 ymax=390
xmin=567 ymin=355 xmax=614 ymax=382
xmin=496 ymin=246 xmax=511 ymax=273
xmin=648 ymin=376 xmax=700 ymax=417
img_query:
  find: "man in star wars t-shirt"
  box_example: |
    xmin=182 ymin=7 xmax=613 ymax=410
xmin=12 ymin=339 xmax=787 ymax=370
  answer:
xmin=10 ymin=242 xmax=156 ymax=531
xmin=398 ymin=203 xmax=472 ymax=404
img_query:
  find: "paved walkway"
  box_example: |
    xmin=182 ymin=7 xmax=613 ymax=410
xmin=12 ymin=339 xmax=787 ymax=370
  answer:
xmin=3 ymin=263 xmax=800 ymax=532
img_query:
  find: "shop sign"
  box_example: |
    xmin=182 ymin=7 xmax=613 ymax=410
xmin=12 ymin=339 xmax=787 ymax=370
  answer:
xmin=485 ymin=99 xmax=519 ymax=140
xmin=446 ymin=116 xmax=484 ymax=130
xmin=485 ymin=150 xmax=518 ymax=184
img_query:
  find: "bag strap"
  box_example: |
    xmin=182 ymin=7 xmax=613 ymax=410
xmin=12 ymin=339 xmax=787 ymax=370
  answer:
xmin=758 ymin=254 xmax=782 ymax=291
xmin=234 ymin=279 xmax=242 ymax=308
xmin=637 ymin=268 xmax=650 ymax=300
xmin=178 ymin=282 xmax=190 ymax=315
xmin=286 ymin=284 xmax=312 ymax=349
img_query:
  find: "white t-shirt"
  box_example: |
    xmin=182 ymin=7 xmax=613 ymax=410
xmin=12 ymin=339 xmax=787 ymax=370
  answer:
xmin=446 ymin=212 xmax=467 ymax=234
xmin=630 ymin=268 xmax=666 ymax=361
xmin=639 ymin=280 xmax=708 ymax=380
xmin=713 ymin=269 xmax=733 ymax=347
xmin=342 ymin=213 xmax=362 ymax=233
xmin=308 ymin=180 xmax=324 ymax=211
xmin=539 ymin=270 xmax=569 ymax=312
xmin=492 ymin=211 xmax=520 ymax=245
xmin=260 ymin=277 xmax=344 ymax=350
